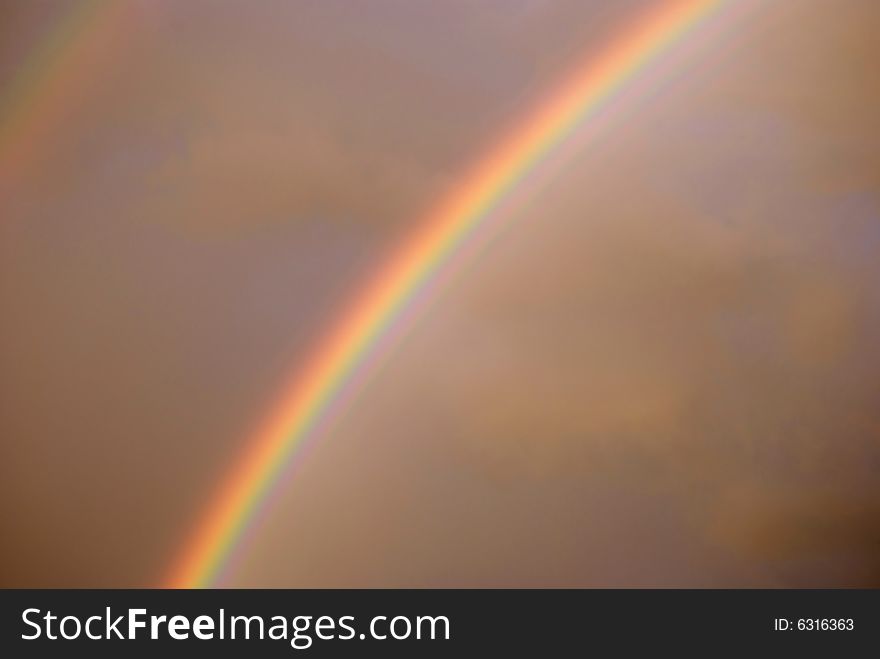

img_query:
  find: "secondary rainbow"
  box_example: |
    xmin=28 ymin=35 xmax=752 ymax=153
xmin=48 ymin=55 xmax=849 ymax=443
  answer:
xmin=0 ymin=0 xmax=127 ymax=192
xmin=166 ymin=0 xmax=725 ymax=588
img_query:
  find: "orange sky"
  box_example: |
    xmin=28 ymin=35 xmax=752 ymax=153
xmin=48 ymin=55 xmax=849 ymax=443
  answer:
xmin=1 ymin=0 xmax=879 ymax=587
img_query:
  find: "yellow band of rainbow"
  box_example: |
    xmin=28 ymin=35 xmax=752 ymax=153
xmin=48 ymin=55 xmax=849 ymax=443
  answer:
xmin=164 ymin=0 xmax=726 ymax=588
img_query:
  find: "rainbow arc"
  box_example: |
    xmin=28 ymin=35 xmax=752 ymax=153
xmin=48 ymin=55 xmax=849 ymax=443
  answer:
xmin=0 ymin=0 xmax=729 ymax=588
xmin=165 ymin=0 xmax=725 ymax=587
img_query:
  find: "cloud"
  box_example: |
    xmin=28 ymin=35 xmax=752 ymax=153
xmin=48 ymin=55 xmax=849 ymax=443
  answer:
xmin=2 ymin=0 xmax=880 ymax=586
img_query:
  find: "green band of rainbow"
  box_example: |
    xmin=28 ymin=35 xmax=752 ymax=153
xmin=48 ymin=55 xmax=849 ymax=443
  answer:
xmin=0 ymin=0 xmax=729 ymax=587
xmin=165 ymin=0 xmax=726 ymax=587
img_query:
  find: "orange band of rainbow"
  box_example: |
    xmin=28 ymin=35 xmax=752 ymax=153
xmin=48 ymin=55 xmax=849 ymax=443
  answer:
xmin=165 ymin=0 xmax=726 ymax=588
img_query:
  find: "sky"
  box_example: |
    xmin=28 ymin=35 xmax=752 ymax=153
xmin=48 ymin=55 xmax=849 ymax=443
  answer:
xmin=1 ymin=0 xmax=879 ymax=587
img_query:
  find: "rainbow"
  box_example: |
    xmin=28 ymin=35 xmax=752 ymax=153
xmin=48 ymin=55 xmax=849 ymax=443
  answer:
xmin=165 ymin=0 xmax=729 ymax=588
xmin=0 ymin=0 xmax=126 ymax=193
xmin=164 ymin=0 xmax=728 ymax=587
xmin=1 ymin=0 xmax=733 ymax=588
xmin=0 ymin=0 xmax=132 ymax=196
